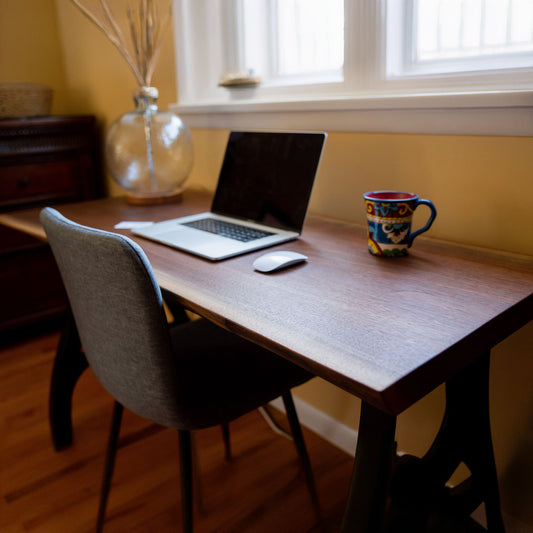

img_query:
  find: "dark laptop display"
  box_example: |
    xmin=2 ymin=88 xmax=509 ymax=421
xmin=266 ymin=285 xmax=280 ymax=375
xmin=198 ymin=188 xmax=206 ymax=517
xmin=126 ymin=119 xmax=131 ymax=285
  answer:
xmin=212 ymin=131 xmax=326 ymax=232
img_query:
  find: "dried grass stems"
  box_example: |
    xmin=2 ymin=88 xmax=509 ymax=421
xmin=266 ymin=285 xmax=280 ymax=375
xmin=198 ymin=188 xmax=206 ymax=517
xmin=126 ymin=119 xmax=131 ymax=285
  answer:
xmin=71 ymin=0 xmax=172 ymax=87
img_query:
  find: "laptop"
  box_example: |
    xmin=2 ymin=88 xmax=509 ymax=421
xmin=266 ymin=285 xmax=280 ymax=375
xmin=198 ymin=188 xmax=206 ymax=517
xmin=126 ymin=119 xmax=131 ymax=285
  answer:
xmin=133 ymin=131 xmax=327 ymax=260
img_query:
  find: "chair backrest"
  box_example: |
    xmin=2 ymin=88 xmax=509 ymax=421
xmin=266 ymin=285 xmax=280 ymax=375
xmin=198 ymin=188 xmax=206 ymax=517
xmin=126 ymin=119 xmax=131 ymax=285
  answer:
xmin=41 ymin=207 xmax=184 ymax=427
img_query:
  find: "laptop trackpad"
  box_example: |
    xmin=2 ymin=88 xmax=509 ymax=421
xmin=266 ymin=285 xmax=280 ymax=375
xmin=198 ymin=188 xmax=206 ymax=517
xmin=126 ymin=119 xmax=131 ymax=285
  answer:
xmin=154 ymin=224 xmax=244 ymax=256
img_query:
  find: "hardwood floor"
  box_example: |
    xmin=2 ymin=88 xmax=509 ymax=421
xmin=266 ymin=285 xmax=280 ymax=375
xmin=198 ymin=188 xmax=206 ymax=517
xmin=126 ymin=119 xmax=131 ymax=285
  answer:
xmin=1 ymin=327 xmax=354 ymax=533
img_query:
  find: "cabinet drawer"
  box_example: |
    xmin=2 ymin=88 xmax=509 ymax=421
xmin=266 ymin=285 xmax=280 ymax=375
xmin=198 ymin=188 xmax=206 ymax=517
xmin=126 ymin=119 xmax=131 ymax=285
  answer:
xmin=0 ymin=159 xmax=79 ymax=207
xmin=0 ymin=245 xmax=67 ymax=332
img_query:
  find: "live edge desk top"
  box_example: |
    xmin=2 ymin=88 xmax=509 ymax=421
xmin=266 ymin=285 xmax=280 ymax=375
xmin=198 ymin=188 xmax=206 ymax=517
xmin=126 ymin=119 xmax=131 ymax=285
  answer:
xmin=2 ymin=191 xmax=532 ymax=416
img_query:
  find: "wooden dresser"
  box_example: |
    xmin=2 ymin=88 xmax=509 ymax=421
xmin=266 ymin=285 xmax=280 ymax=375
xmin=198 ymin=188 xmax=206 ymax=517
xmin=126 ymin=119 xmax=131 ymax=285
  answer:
xmin=0 ymin=115 xmax=104 ymax=333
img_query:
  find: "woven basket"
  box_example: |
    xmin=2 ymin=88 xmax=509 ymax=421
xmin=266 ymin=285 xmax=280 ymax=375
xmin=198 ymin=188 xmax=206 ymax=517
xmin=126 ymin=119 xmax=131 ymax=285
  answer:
xmin=0 ymin=82 xmax=53 ymax=118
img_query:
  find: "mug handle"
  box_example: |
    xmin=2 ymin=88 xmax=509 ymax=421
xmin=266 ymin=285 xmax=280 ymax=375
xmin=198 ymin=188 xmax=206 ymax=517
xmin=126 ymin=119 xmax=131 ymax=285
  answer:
xmin=408 ymin=199 xmax=437 ymax=247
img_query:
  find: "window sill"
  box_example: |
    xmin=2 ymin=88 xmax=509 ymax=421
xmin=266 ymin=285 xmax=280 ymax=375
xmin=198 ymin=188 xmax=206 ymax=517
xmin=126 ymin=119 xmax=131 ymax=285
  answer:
xmin=171 ymin=90 xmax=533 ymax=136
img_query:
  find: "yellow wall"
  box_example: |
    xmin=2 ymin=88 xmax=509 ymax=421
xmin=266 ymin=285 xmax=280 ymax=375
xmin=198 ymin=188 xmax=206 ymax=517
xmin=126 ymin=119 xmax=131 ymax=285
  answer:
xmin=4 ymin=0 xmax=532 ymax=526
xmin=53 ymin=0 xmax=177 ymax=194
xmin=190 ymin=129 xmax=533 ymax=255
xmin=0 ymin=0 xmax=69 ymax=114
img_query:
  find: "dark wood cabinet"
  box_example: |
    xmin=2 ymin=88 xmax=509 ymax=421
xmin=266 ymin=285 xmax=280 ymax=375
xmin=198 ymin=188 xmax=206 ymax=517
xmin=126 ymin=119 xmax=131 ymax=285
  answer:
xmin=0 ymin=115 xmax=104 ymax=333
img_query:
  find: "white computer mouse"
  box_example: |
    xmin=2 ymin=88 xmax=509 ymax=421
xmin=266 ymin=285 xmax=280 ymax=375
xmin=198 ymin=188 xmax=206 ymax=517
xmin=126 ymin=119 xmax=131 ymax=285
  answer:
xmin=253 ymin=250 xmax=308 ymax=273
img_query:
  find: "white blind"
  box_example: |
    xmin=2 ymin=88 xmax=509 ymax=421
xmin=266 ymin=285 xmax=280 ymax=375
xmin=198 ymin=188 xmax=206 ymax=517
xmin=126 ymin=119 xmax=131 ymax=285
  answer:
xmin=275 ymin=0 xmax=343 ymax=76
xmin=415 ymin=0 xmax=533 ymax=61
xmin=241 ymin=0 xmax=343 ymax=81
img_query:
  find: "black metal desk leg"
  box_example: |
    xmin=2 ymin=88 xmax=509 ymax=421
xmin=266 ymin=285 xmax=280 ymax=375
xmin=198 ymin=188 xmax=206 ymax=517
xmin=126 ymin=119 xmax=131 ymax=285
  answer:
xmin=389 ymin=352 xmax=505 ymax=532
xmin=422 ymin=352 xmax=504 ymax=531
xmin=341 ymin=401 xmax=397 ymax=533
xmin=49 ymin=308 xmax=88 ymax=450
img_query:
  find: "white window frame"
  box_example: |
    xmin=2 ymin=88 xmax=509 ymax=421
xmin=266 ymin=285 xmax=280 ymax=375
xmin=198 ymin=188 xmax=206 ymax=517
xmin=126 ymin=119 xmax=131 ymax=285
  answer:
xmin=171 ymin=0 xmax=533 ymax=136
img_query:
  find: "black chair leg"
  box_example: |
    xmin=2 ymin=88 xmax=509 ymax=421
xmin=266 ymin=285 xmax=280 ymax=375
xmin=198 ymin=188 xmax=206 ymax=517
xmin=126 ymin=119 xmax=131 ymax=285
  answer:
xmin=190 ymin=433 xmax=206 ymax=514
xmin=178 ymin=429 xmax=194 ymax=533
xmin=97 ymin=401 xmax=123 ymax=533
xmin=49 ymin=308 xmax=88 ymax=451
xmin=282 ymin=391 xmax=322 ymax=523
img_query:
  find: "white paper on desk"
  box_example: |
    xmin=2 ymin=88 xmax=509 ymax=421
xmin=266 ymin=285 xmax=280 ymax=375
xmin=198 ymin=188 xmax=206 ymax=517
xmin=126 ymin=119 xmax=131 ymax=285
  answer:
xmin=114 ymin=221 xmax=154 ymax=229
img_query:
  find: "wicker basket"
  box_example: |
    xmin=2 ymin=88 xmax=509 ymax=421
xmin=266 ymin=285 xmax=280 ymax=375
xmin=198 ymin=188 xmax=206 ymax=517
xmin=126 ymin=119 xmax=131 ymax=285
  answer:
xmin=0 ymin=82 xmax=53 ymax=118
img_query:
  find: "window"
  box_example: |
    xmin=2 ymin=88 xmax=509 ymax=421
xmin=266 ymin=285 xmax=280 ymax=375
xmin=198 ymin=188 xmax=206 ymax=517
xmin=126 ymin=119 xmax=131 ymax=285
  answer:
xmin=172 ymin=0 xmax=533 ymax=135
xmin=240 ymin=0 xmax=344 ymax=85
xmin=414 ymin=0 xmax=533 ymax=65
xmin=173 ymin=0 xmax=347 ymax=103
xmin=388 ymin=0 xmax=533 ymax=77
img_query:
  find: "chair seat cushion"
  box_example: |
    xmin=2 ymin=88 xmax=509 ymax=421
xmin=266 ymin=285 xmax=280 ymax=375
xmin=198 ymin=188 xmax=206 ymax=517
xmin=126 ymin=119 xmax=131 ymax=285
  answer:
xmin=170 ymin=318 xmax=312 ymax=429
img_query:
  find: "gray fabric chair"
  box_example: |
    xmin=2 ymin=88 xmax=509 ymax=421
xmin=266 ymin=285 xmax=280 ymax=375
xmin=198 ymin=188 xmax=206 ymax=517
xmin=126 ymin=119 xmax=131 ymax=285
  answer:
xmin=40 ymin=207 xmax=319 ymax=533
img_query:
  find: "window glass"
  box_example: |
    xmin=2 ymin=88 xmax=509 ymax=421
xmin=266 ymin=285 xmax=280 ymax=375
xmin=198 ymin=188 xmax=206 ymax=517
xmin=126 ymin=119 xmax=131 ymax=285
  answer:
xmin=241 ymin=0 xmax=343 ymax=84
xmin=274 ymin=0 xmax=343 ymax=76
xmin=414 ymin=0 xmax=533 ymax=62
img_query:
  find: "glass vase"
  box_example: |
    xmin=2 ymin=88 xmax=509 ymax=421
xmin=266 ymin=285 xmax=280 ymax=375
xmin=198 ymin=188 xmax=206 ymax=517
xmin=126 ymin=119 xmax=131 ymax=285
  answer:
xmin=105 ymin=87 xmax=193 ymax=204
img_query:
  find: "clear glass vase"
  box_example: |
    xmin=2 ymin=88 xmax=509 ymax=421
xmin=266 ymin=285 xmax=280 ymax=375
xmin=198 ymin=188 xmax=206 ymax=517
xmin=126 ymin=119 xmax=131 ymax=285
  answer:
xmin=105 ymin=87 xmax=193 ymax=203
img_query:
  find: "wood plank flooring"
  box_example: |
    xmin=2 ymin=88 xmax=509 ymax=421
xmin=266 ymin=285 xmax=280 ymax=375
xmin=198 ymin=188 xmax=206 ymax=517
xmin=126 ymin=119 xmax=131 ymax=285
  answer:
xmin=1 ymin=327 xmax=354 ymax=533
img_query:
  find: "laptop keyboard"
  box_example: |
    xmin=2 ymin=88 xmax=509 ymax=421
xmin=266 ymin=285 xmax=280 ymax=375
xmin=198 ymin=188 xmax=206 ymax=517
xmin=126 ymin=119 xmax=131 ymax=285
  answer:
xmin=182 ymin=218 xmax=274 ymax=243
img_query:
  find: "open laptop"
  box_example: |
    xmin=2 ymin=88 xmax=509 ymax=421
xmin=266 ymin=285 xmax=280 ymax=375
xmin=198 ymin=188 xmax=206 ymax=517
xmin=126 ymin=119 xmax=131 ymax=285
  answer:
xmin=133 ymin=131 xmax=327 ymax=260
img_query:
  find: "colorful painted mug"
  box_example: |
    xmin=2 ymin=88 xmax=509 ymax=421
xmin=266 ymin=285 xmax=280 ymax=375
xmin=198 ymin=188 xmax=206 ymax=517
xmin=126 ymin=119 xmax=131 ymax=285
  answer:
xmin=363 ymin=191 xmax=437 ymax=257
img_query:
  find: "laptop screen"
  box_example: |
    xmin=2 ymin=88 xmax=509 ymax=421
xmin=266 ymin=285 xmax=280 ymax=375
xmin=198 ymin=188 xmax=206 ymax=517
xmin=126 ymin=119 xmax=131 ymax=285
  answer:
xmin=211 ymin=131 xmax=326 ymax=232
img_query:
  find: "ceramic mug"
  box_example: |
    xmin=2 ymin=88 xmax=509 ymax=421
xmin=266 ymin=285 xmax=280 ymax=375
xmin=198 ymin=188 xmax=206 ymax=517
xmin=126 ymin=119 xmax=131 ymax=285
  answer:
xmin=363 ymin=191 xmax=437 ymax=257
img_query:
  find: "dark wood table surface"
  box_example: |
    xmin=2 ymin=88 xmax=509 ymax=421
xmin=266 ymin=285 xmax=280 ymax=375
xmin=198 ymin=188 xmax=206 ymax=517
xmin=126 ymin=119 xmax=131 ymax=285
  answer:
xmin=3 ymin=191 xmax=531 ymax=412
xmin=2 ymin=191 xmax=532 ymax=532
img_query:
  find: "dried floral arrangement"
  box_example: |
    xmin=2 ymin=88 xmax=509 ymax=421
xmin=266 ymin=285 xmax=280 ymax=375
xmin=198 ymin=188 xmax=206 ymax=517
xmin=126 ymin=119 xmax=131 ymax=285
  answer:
xmin=71 ymin=0 xmax=172 ymax=87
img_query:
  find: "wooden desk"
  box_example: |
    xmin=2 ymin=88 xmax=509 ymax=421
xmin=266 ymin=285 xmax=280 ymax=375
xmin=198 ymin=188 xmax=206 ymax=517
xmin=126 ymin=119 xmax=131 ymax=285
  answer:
xmin=2 ymin=192 xmax=532 ymax=532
